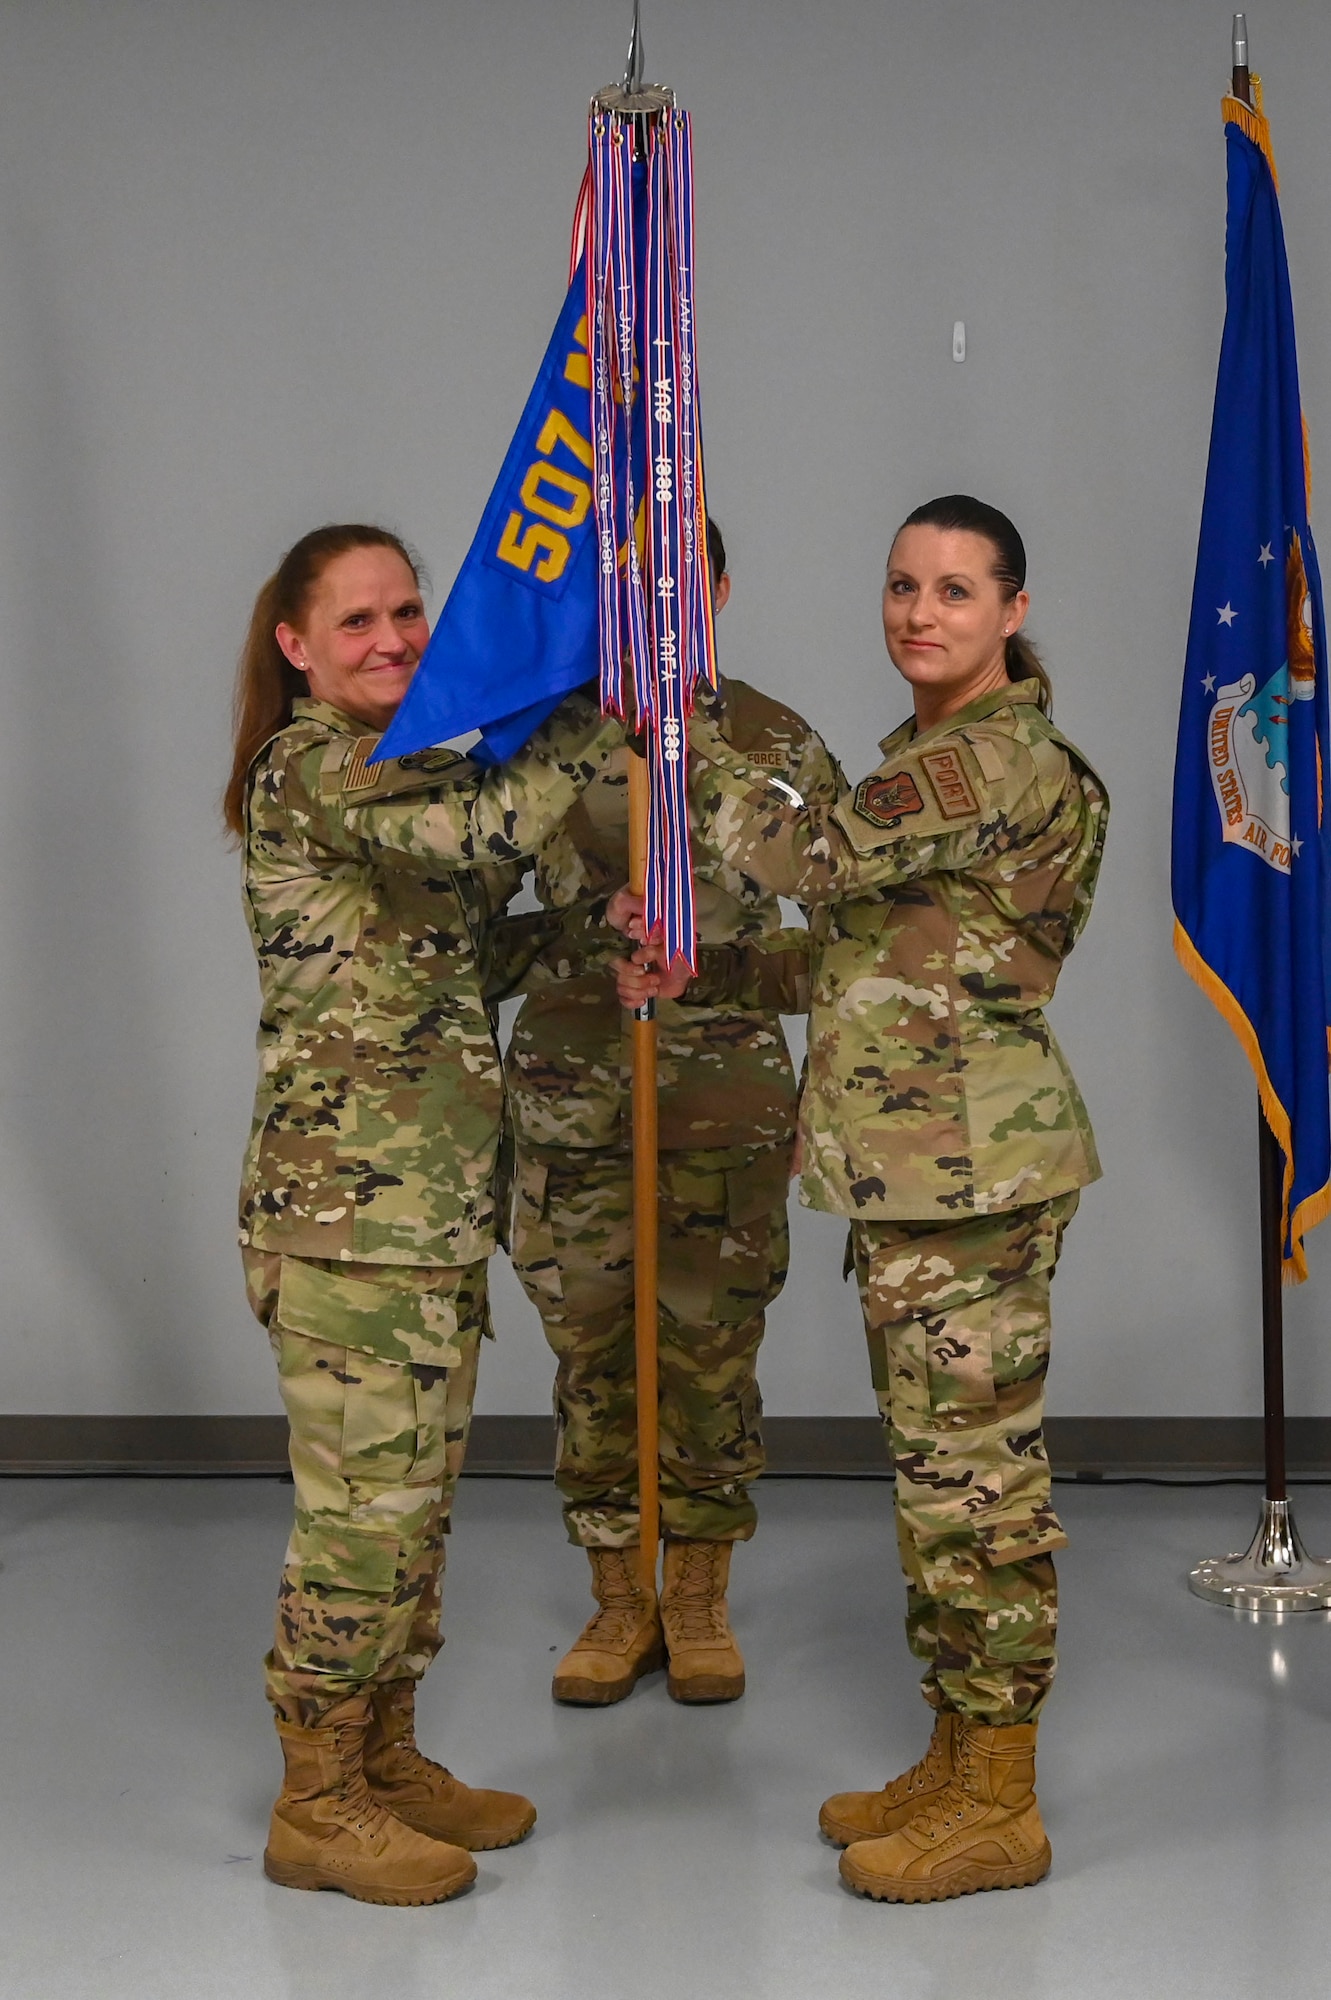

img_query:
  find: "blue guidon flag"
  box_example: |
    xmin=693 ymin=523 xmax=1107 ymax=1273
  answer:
xmin=380 ymin=105 xmax=715 ymax=969
xmin=376 ymin=256 xmax=601 ymax=769
xmin=1172 ymin=79 xmax=1331 ymax=1277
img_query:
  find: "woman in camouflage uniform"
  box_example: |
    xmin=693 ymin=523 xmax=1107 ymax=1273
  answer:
xmin=650 ymin=495 xmax=1108 ymax=1903
xmin=500 ymin=523 xmax=841 ymax=1707
xmin=225 ymin=524 xmax=621 ymax=1906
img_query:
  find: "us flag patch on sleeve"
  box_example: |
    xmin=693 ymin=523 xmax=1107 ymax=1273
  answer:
xmin=853 ymin=770 xmax=925 ymax=829
xmin=342 ymin=737 xmax=385 ymax=795
xmin=919 ymin=746 xmax=979 ymax=819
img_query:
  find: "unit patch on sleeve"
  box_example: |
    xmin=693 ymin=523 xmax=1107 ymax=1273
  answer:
xmin=342 ymin=737 xmax=386 ymax=795
xmin=853 ymin=770 xmax=926 ymax=829
xmin=919 ymin=746 xmax=980 ymax=819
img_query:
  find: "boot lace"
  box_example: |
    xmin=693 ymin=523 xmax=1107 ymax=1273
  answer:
xmin=330 ymin=1720 xmax=400 ymax=1840
xmin=581 ymin=1551 xmax=653 ymax=1648
xmin=910 ymin=1736 xmax=988 ymax=1843
xmin=386 ymin=1741 xmax=456 ymax=1788
xmin=662 ymin=1544 xmax=729 ymax=1646
xmin=909 ymin=1779 xmax=982 ymax=1843
xmin=885 ymin=1720 xmax=949 ymax=1802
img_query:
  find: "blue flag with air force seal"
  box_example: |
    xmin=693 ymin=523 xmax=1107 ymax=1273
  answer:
xmin=1171 ymin=91 xmax=1331 ymax=1276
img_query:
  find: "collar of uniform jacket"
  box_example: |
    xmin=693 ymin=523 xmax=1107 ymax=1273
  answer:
xmin=291 ymin=695 xmax=375 ymax=738
xmin=876 ymin=676 xmax=1044 ymax=756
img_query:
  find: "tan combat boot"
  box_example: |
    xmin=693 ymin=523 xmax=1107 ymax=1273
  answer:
xmin=263 ymin=1693 xmax=476 ymax=1905
xmin=364 ymin=1679 xmax=536 ymax=1851
xmin=659 ymin=1539 xmax=745 ymax=1704
xmin=838 ymin=1718 xmax=1050 ymax=1903
xmin=551 ymin=1546 xmax=665 ymax=1705
xmin=819 ymin=1709 xmax=958 ymax=1847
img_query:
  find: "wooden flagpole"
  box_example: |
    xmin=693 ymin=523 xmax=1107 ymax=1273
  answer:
xmin=628 ymin=745 xmax=661 ymax=1591
xmin=594 ymin=1 xmax=689 ymax=1596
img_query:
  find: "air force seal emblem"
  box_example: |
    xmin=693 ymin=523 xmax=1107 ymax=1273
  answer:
xmin=854 ymin=770 xmax=925 ymax=829
xmin=1205 ymin=536 xmax=1316 ymax=877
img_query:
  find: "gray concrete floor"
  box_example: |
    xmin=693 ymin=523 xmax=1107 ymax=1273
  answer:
xmin=2 ymin=1474 xmax=1330 ymax=2000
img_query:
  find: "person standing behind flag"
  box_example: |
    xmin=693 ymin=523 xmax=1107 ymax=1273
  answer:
xmin=224 ymin=523 xmax=623 ymax=1907
xmin=670 ymin=495 xmax=1108 ymax=1901
xmin=499 ymin=520 xmax=842 ymax=1707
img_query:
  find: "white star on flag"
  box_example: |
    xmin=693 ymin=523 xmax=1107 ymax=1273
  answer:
xmin=1217 ymin=603 xmax=1237 ymax=625
xmin=1292 ymin=835 xmax=1304 ymax=857
xmin=1258 ymin=543 xmax=1275 ymax=566
xmin=1202 ymin=673 xmax=1217 ymax=693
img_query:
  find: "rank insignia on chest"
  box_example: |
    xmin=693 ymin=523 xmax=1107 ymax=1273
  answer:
xmin=919 ymin=746 xmax=980 ymax=819
xmin=398 ymin=746 xmax=461 ymax=776
xmin=342 ymin=738 xmax=386 ymax=795
xmin=854 ymin=770 xmax=925 ymax=828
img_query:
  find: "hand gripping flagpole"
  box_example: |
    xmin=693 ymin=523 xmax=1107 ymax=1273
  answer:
xmin=1188 ymin=19 xmax=1331 ymax=1615
xmin=588 ymin=7 xmax=718 ymax=1594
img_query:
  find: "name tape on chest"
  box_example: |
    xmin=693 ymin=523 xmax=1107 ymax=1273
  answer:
xmin=853 ymin=770 xmax=925 ymax=830
xmin=919 ymin=746 xmax=980 ymax=819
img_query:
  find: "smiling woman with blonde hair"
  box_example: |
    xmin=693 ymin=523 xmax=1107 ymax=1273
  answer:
xmin=636 ymin=493 xmax=1109 ymax=1903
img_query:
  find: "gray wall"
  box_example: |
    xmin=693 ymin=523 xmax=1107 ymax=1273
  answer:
xmin=1 ymin=0 xmax=1329 ymax=1421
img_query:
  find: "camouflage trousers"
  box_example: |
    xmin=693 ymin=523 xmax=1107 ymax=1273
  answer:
xmin=510 ymin=1141 xmax=791 ymax=1546
xmin=243 ymin=1249 xmax=485 ymax=1726
xmin=852 ymin=1191 xmax=1078 ymax=1727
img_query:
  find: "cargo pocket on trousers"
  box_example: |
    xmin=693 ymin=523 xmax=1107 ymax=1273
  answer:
xmin=276 ymin=1258 xmax=464 ymax=1487
xmin=286 ymin=1515 xmax=403 ymax=1675
xmin=715 ymin=1150 xmax=792 ymax=1326
xmin=510 ymin=1157 xmax=563 ymax=1311
xmin=923 ymin=1313 xmax=998 ymax=1430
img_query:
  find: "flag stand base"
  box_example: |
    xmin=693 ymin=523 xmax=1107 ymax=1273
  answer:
xmin=1189 ymin=1498 xmax=1331 ymax=1614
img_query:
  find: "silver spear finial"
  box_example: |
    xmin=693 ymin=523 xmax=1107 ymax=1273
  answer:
xmin=624 ymin=0 xmax=644 ymax=94
xmin=594 ymin=0 xmax=671 ymax=119
xmin=1232 ymin=13 xmax=1251 ymax=104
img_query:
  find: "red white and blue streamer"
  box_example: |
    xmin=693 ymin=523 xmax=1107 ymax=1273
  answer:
xmin=585 ymin=103 xmax=715 ymax=970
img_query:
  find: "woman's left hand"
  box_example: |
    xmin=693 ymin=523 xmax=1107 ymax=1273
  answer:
xmin=606 ymin=886 xmax=647 ymax=941
xmin=614 ymin=947 xmax=693 ymax=1010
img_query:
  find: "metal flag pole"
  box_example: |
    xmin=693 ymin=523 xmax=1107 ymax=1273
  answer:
xmin=1188 ymin=16 xmax=1331 ymax=1615
xmin=594 ymin=1 xmax=670 ymax=1596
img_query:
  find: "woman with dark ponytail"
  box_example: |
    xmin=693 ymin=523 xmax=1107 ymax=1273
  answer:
xmin=650 ymin=494 xmax=1108 ymax=1902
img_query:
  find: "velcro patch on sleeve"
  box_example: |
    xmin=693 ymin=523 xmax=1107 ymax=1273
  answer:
xmin=853 ymin=770 xmax=925 ymax=829
xmin=965 ymin=732 xmax=1007 ymax=784
xmin=919 ymin=746 xmax=980 ymax=820
xmin=342 ymin=737 xmax=386 ymax=795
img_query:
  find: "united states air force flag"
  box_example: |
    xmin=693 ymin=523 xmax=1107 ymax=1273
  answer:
xmin=1172 ymin=81 xmax=1331 ymax=1278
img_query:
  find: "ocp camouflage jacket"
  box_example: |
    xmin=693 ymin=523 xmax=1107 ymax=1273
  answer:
xmin=498 ymin=676 xmax=843 ymax=1153
xmin=239 ymin=692 xmax=619 ymax=1266
xmin=690 ymin=679 xmax=1109 ymax=1219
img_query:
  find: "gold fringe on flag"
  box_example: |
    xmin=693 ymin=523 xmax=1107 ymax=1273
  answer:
xmin=1174 ymin=919 xmax=1331 ymax=1281
xmin=1223 ymin=74 xmax=1280 ymax=190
